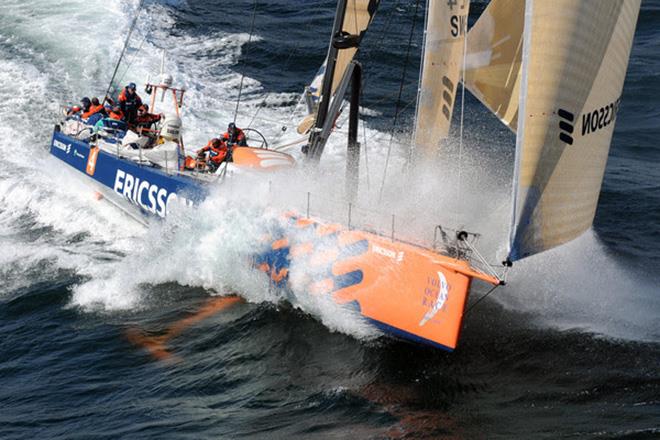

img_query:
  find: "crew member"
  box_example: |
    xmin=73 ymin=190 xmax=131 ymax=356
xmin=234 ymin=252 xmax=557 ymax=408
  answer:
xmin=118 ymin=82 xmax=143 ymax=126
xmin=196 ymin=138 xmax=229 ymax=172
xmin=108 ymin=105 xmax=124 ymax=121
xmin=136 ymin=104 xmax=163 ymax=130
xmin=80 ymin=97 xmax=92 ymax=116
xmin=66 ymin=105 xmax=82 ymax=117
xmin=221 ymin=122 xmax=247 ymax=147
xmin=82 ymin=97 xmax=106 ymax=120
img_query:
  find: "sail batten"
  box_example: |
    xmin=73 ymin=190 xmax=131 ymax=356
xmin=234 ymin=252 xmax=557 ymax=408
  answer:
xmin=507 ymin=0 xmax=642 ymax=261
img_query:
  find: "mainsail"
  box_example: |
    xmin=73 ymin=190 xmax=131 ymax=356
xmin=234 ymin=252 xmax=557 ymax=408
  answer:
xmin=508 ymin=0 xmax=642 ymax=261
xmin=412 ymin=0 xmax=470 ymax=160
xmin=299 ymin=0 xmax=379 ymax=134
xmin=463 ymin=0 xmax=524 ymax=132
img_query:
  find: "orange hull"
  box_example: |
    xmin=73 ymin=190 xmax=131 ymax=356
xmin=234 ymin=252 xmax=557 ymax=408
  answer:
xmin=256 ymin=213 xmax=500 ymax=351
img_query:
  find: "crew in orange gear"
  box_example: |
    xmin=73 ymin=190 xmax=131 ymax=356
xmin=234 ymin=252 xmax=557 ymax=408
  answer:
xmin=82 ymin=97 xmax=106 ymax=120
xmin=220 ymin=122 xmax=247 ymax=147
xmin=108 ymin=106 xmax=124 ymax=121
xmin=196 ymin=138 xmax=229 ymax=172
xmin=118 ymin=82 xmax=143 ymax=125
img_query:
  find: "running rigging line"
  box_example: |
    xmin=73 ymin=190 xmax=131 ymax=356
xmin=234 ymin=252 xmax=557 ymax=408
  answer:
xmin=378 ymin=0 xmax=422 ymax=201
xmin=102 ymin=0 xmax=145 ymax=105
xmin=233 ymin=0 xmax=259 ymax=124
xmin=247 ymin=1 xmax=326 ymax=135
xmin=116 ymin=34 xmax=149 ymax=89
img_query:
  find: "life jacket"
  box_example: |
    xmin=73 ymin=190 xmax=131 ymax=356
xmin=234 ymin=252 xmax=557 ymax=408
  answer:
xmin=109 ymin=109 xmax=124 ymax=121
xmin=198 ymin=139 xmax=228 ymax=165
xmin=82 ymin=104 xmax=105 ymax=120
xmin=118 ymin=88 xmax=142 ymax=106
xmin=221 ymin=128 xmax=247 ymax=146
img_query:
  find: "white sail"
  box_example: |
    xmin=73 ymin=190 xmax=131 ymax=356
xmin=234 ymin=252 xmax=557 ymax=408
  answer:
xmin=412 ymin=0 xmax=470 ymax=161
xmin=463 ymin=0 xmax=524 ymax=132
xmin=508 ymin=0 xmax=641 ymax=261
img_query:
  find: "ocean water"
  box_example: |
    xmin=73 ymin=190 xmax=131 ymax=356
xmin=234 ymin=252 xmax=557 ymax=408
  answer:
xmin=1 ymin=0 xmax=659 ymax=438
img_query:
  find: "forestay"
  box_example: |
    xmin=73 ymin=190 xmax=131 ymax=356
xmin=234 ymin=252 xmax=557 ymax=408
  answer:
xmin=508 ymin=0 xmax=641 ymax=261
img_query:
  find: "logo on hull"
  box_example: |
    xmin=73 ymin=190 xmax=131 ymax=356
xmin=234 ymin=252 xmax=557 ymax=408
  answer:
xmin=53 ymin=139 xmax=71 ymax=154
xmin=419 ymin=271 xmax=449 ymax=326
xmin=86 ymin=147 xmax=99 ymax=176
xmin=113 ymin=169 xmax=193 ymax=217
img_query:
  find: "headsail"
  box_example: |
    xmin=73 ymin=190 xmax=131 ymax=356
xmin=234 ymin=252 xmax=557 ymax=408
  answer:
xmin=463 ymin=0 xmax=524 ymax=132
xmin=299 ymin=0 xmax=379 ymax=134
xmin=508 ymin=0 xmax=641 ymax=261
xmin=412 ymin=0 xmax=470 ymax=161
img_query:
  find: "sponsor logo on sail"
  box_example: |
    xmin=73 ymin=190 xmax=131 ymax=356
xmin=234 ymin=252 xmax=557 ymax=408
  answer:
xmin=558 ymin=109 xmax=575 ymax=145
xmin=558 ymin=96 xmax=622 ymax=145
xmin=447 ymin=0 xmax=468 ymax=38
xmin=581 ymin=97 xmax=621 ymax=136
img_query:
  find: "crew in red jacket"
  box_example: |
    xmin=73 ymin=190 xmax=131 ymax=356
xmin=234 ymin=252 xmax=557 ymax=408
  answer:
xmin=196 ymin=138 xmax=229 ymax=172
xmin=220 ymin=122 xmax=247 ymax=146
xmin=135 ymin=104 xmax=162 ymax=130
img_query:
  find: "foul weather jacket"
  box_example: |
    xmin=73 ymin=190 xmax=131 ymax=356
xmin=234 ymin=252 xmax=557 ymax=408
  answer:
xmin=118 ymin=88 xmax=143 ymax=124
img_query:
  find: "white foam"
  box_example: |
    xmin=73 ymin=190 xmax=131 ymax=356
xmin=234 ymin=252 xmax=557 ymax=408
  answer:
xmin=500 ymin=230 xmax=660 ymax=342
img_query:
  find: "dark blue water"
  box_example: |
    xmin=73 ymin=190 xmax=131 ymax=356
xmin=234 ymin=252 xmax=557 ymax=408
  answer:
xmin=1 ymin=1 xmax=658 ymax=438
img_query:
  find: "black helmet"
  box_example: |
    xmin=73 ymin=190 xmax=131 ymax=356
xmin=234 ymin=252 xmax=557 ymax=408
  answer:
xmin=228 ymin=122 xmax=236 ymax=132
xmin=128 ymin=82 xmax=137 ymax=90
xmin=81 ymin=97 xmax=91 ymax=105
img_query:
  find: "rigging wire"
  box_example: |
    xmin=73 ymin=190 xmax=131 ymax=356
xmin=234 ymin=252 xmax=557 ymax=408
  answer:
xmin=360 ymin=0 xmax=402 ymax=91
xmin=377 ymin=0 xmax=423 ymax=201
xmin=460 ymin=236 xmax=502 ymax=280
xmin=233 ymin=0 xmax=259 ymax=124
xmin=245 ymin=3 xmax=331 ymax=139
xmin=464 ymin=284 xmax=501 ymax=316
xmin=358 ymin=0 xmax=401 ymax=191
xmin=115 ymin=33 xmax=149 ymax=92
xmin=102 ymin=0 xmax=145 ymax=105
xmin=360 ymin=79 xmax=371 ymax=191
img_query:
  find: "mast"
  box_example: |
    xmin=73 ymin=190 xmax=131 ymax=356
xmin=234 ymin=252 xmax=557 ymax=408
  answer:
xmin=307 ymin=0 xmax=349 ymax=161
xmin=346 ymin=62 xmax=362 ymax=202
